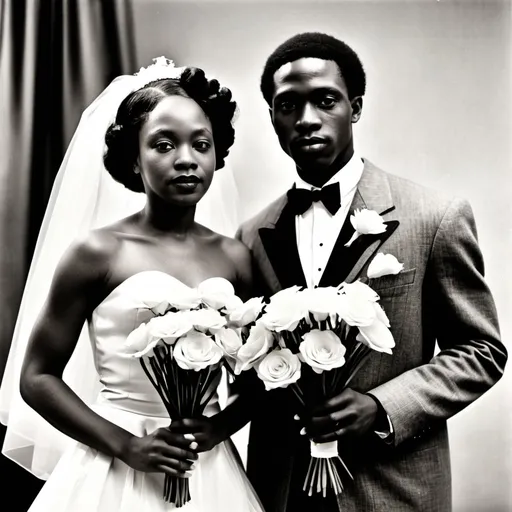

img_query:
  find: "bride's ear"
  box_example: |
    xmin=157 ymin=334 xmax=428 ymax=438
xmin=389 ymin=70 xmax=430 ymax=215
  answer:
xmin=268 ymin=108 xmax=275 ymax=127
xmin=134 ymin=159 xmax=140 ymax=174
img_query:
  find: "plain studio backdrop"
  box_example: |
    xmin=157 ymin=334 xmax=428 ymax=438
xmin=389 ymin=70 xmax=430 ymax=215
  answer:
xmin=131 ymin=1 xmax=511 ymax=511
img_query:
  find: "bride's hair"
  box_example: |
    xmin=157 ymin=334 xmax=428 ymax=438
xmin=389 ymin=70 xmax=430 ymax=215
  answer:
xmin=104 ymin=67 xmax=237 ymax=193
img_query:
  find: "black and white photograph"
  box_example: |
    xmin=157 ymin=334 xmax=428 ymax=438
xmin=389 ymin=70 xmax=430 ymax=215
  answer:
xmin=0 ymin=1 xmax=510 ymax=511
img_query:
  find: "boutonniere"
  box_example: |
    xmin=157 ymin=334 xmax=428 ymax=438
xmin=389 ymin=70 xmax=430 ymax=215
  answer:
xmin=367 ymin=252 xmax=404 ymax=279
xmin=345 ymin=208 xmax=387 ymax=247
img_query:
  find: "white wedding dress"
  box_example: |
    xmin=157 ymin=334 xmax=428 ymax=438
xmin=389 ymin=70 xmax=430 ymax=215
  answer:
xmin=27 ymin=271 xmax=264 ymax=512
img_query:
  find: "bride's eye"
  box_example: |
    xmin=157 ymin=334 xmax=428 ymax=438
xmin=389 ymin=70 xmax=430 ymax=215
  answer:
xmin=155 ymin=141 xmax=173 ymax=152
xmin=195 ymin=140 xmax=212 ymax=152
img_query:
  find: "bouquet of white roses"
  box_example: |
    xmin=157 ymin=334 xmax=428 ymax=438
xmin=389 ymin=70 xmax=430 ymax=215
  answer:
xmin=124 ymin=277 xmax=264 ymax=507
xmin=235 ymin=254 xmax=402 ymax=499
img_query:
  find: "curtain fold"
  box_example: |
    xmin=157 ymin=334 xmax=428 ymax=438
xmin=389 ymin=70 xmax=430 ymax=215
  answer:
xmin=0 ymin=1 xmax=136 ymax=508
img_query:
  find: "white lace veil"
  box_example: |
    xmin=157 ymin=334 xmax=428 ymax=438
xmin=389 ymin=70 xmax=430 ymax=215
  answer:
xmin=0 ymin=58 xmax=240 ymax=479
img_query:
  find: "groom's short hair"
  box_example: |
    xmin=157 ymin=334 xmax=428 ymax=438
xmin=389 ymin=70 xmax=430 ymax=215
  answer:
xmin=260 ymin=32 xmax=366 ymax=106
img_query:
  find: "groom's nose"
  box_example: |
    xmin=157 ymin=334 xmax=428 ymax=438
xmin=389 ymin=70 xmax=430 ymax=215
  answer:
xmin=295 ymin=102 xmax=321 ymax=134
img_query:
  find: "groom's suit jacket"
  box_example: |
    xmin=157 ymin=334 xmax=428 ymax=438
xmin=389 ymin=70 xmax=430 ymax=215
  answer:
xmin=236 ymin=161 xmax=507 ymax=512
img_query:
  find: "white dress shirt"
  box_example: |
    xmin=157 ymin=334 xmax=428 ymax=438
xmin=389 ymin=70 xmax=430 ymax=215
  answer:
xmin=295 ymin=152 xmax=364 ymax=288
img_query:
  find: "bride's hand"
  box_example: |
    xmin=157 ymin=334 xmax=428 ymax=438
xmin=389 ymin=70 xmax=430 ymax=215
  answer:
xmin=121 ymin=428 xmax=198 ymax=478
xmin=170 ymin=416 xmax=227 ymax=453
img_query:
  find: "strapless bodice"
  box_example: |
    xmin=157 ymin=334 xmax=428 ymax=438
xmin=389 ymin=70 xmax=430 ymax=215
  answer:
xmin=88 ymin=271 xmax=221 ymax=418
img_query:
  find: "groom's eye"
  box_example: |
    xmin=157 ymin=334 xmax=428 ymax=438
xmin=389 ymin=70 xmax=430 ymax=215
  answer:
xmin=276 ymin=99 xmax=296 ymax=113
xmin=318 ymin=96 xmax=337 ymax=109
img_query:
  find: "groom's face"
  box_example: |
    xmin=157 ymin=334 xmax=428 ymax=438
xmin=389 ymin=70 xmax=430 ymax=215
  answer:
xmin=270 ymin=57 xmax=362 ymax=184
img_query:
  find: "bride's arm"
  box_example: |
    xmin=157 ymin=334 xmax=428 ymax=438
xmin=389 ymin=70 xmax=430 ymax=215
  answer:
xmin=20 ymin=231 xmax=197 ymax=477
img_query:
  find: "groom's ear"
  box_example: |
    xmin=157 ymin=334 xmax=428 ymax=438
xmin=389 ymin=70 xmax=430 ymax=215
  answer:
xmin=350 ymin=96 xmax=364 ymax=123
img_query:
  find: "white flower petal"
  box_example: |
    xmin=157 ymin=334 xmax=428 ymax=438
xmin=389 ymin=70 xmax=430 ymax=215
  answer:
xmin=235 ymin=322 xmax=273 ymax=374
xmin=215 ymin=327 xmax=243 ymax=358
xmin=173 ymin=331 xmax=224 ymax=371
xmin=198 ymin=277 xmax=239 ymax=311
xmin=255 ymin=348 xmax=301 ymax=390
xmin=299 ymin=330 xmax=346 ymax=373
xmin=367 ymin=253 xmax=404 ymax=279
xmin=357 ymin=320 xmax=395 ymax=354
xmin=346 ymin=209 xmax=387 ymax=247
xmin=228 ymin=297 xmax=265 ymax=327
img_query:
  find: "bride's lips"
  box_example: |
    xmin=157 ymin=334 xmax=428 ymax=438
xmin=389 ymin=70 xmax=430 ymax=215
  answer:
xmin=171 ymin=174 xmax=202 ymax=191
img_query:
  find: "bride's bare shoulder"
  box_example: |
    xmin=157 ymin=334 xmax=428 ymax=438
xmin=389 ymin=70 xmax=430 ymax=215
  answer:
xmin=64 ymin=214 xmax=140 ymax=275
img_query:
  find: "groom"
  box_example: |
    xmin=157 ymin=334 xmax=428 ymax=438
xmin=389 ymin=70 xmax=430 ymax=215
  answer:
xmin=236 ymin=32 xmax=507 ymax=512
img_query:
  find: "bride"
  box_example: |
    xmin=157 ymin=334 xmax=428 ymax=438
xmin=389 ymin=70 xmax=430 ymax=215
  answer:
xmin=0 ymin=58 xmax=263 ymax=511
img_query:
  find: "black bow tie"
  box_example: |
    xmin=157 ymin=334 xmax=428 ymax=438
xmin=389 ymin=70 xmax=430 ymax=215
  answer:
xmin=287 ymin=182 xmax=341 ymax=216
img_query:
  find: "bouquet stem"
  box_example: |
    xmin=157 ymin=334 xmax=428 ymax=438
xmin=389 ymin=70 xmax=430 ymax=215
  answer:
xmin=304 ymin=440 xmax=353 ymax=498
xmin=164 ymin=474 xmax=191 ymax=508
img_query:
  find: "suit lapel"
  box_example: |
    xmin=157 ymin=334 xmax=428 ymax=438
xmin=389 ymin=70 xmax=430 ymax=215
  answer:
xmin=259 ymin=201 xmax=307 ymax=290
xmin=257 ymin=161 xmax=400 ymax=291
xmin=320 ymin=161 xmax=400 ymax=286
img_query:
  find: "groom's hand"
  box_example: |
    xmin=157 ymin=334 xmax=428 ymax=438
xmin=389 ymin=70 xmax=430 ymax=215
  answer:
xmin=303 ymin=388 xmax=378 ymax=443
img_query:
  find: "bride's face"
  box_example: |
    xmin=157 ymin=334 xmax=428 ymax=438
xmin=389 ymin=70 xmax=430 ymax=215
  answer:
xmin=136 ymin=95 xmax=216 ymax=206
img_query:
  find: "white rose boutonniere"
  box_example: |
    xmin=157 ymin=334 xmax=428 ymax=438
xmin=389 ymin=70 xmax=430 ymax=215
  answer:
xmin=367 ymin=252 xmax=404 ymax=279
xmin=345 ymin=208 xmax=387 ymax=247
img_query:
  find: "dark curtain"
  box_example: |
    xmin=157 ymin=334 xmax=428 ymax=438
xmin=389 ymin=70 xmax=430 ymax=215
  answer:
xmin=0 ymin=1 xmax=136 ymax=509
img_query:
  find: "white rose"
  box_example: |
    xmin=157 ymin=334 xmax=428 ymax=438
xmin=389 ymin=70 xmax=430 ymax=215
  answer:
xmin=197 ymin=277 xmax=242 ymax=312
xmin=173 ymin=331 xmax=224 ymax=371
xmin=268 ymin=285 xmax=303 ymax=306
xmin=302 ymin=286 xmax=343 ymax=322
xmin=340 ymin=280 xmax=380 ymax=302
xmin=215 ymin=327 xmax=243 ymax=358
xmin=367 ymin=253 xmax=404 ymax=279
xmin=228 ymin=297 xmax=265 ymax=327
xmin=338 ymin=281 xmax=378 ymax=327
xmin=168 ymin=288 xmax=202 ymax=311
xmin=256 ymin=348 xmax=302 ymax=391
xmin=147 ymin=312 xmax=193 ymax=342
xmin=141 ymin=299 xmax=170 ymax=316
xmin=374 ymin=302 xmax=390 ymax=328
xmin=126 ymin=322 xmax=163 ymax=357
xmin=186 ymin=308 xmax=227 ymax=334
xmin=260 ymin=287 xmax=307 ymax=332
xmin=235 ymin=322 xmax=273 ymax=374
xmin=345 ymin=209 xmax=387 ymax=247
xmin=356 ymin=317 xmax=395 ymax=354
xmin=299 ymin=330 xmax=346 ymax=374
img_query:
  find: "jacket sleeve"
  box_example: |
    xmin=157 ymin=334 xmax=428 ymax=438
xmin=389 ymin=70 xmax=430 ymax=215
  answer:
xmin=368 ymin=198 xmax=507 ymax=445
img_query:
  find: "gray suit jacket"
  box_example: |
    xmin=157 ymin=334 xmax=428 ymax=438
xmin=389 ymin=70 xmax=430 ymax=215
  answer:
xmin=236 ymin=161 xmax=507 ymax=512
